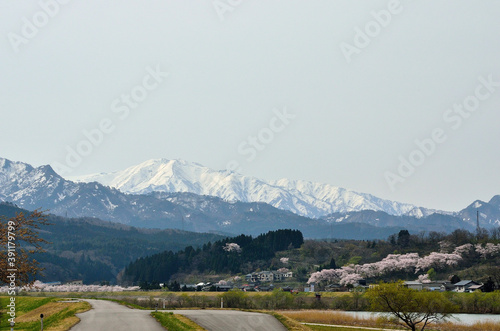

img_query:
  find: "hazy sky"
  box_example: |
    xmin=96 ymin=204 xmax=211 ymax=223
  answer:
xmin=1 ymin=0 xmax=499 ymax=212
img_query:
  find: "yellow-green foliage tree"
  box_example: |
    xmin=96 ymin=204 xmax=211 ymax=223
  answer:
xmin=366 ymin=281 xmax=456 ymax=331
xmin=0 ymin=210 xmax=50 ymax=285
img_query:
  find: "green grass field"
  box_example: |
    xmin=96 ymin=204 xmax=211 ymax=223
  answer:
xmin=0 ymin=296 xmax=90 ymax=331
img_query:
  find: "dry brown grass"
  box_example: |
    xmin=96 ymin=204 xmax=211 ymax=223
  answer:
xmin=280 ymin=310 xmax=500 ymax=331
xmin=279 ymin=310 xmax=383 ymax=329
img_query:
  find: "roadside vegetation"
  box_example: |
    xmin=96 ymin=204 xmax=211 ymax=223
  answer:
xmin=18 ymin=288 xmax=500 ymax=314
xmin=151 ymin=312 xmax=206 ymax=331
xmin=0 ymin=296 xmax=90 ymax=331
xmin=262 ymin=311 xmax=311 ymax=331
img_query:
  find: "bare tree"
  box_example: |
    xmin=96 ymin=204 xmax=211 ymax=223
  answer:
xmin=0 ymin=210 xmax=51 ymax=285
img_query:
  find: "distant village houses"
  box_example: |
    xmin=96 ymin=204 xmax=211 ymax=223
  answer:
xmin=402 ymin=280 xmax=486 ymax=293
xmin=245 ymin=270 xmax=293 ymax=283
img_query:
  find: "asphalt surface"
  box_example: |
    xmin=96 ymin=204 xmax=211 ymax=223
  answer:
xmin=172 ymin=309 xmax=288 ymax=331
xmin=71 ymin=299 xmax=287 ymax=331
xmin=70 ymin=299 xmax=165 ymax=331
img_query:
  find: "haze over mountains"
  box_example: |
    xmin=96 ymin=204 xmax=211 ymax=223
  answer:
xmin=1 ymin=156 xmax=500 ymax=238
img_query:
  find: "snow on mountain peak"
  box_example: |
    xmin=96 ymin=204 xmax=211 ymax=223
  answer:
xmin=68 ymin=158 xmax=424 ymax=218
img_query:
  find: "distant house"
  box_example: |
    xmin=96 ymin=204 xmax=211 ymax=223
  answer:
xmin=304 ymin=283 xmax=315 ymax=293
xmin=454 ymin=280 xmax=480 ymax=292
xmin=65 ymin=280 xmax=83 ymax=286
xmin=422 ymin=281 xmax=451 ymax=292
xmin=259 ymin=271 xmax=274 ymax=282
xmin=404 ymin=281 xmax=423 ymax=291
xmin=326 ymin=283 xmax=343 ymax=292
xmin=441 ymin=283 xmax=456 ymax=292
xmin=246 ymin=270 xmax=293 ymax=283
xmin=468 ymin=284 xmax=484 ymax=292
xmin=272 ymin=271 xmax=283 ymax=282
xmin=245 ymin=273 xmax=259 ymax=282
xmin=352 ymin=285 xmax=368 ymax=291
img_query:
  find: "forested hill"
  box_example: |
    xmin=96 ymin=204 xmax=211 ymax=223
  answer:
xmin=123 ymin=229 xmax=304 ymax=285
xmin=0 ymin=202 xmax=224 ymax=284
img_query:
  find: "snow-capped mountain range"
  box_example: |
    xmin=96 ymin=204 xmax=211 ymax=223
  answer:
xmin=69 ymin=158 xmax=434 ymax=219
xmin=1 ymin=156 xmax=499 ymax=237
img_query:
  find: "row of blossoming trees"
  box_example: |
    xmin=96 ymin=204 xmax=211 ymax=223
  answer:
xmin=0 ymin=280 xmax=140 ymax=293
xmin=308 ymin=243 xmax=500 ymax=286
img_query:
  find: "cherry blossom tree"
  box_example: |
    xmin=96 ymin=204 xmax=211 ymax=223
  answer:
xmin=453 ymin=244 xmax=473 ymax=256
xmin=0 ymin=280 xmax=140 ymax=293
xmin=475 ymin=243 xmax=500 ymax=258
xmin=280 ymin=257 xmax=289 ymax=265
xmin=308 ymin=251 xmax=463 ymax=285
xmin=223 ymin=243 xmax=242 ymax=253
xmin=415 ymin=252 xmax=461 ymax=272
xmin=339 ymin=273 xmax=363 ymax=286
xmin=418 ymin=274 xmax=431 ymax=284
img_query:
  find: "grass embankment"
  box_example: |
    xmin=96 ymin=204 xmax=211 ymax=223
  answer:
xmin=281 ymin=310 xmax=500 ymax=331
xmin=151 ymin=312 xmax=206 ymax=331
xmin=264 ymin=311 xmax=311 ymax=331
xmin=280 ymin=311 xmax=388 ymax=330
xmin=0 ymin=296 xmax=91 ymax=331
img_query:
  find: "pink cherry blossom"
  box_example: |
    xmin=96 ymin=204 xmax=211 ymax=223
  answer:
xmin=223 ymin=242 xmax=242 ymax=253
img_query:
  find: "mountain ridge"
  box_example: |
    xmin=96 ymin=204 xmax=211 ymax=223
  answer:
xmin=69 ymin=158 xmax=435 ymax=219
xmin=2 ymin=156 xmax=499 ymax=238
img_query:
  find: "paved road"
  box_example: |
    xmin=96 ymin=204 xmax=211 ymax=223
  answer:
xmin=172 ymin=309 xmax=288 ymax=331
xmin=71 ymin=299 xmax=287 ymax=331
xmin=70 ymin=299 xmax=165 ymax=331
